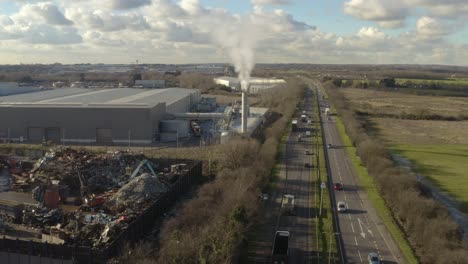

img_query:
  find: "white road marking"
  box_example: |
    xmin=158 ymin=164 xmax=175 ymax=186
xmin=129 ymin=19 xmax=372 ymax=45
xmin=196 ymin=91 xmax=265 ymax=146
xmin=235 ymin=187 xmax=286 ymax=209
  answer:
xmin=351 ymin=222 xmax=355 ymax=232
xmin=358 ymin=250 xmax=363 ymax=263
xmin=357 ymin=217 xmax=366 ymax=239
xmin=354 ymin=236 xmax=358 ymax=246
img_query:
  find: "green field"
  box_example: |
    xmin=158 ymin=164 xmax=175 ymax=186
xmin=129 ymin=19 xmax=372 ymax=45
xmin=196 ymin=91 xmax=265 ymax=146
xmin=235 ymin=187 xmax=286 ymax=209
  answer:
xmin=392 ymin=144 xmax=468 ymax=213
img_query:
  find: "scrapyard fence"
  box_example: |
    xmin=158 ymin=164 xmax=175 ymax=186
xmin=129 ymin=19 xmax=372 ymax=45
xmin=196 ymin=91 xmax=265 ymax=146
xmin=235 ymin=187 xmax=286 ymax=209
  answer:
xmin=0 ymin=160 xmax=202 ymax=264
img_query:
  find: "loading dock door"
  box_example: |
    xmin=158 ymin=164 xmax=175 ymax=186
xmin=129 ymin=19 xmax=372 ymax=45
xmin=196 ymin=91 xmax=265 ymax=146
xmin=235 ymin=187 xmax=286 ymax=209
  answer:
xmin=46 ymin=128 xmax=61 ymax=143
xmin=96 ymin=128 xmax=113 ymax=144
xmin=28 ymin=127 xmax=44 ymax=143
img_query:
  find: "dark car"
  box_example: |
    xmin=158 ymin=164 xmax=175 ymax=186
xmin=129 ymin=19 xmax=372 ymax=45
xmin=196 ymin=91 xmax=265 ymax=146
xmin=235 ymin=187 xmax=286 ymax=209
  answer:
xmin=367 ymin=252 xmax=380 ymax=264
xmin=334 ymin=182 xmax=343 ymax=190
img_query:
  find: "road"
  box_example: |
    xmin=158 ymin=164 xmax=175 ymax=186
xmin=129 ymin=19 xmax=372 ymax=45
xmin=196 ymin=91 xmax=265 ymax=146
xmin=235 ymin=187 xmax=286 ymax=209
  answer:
xmin=317 ymin=86 xmax=406 ymax=264
xmin=244 ymin=86 xmax=318 ymax=263
xmin=275 ymin=88 xmax=316 ymax=263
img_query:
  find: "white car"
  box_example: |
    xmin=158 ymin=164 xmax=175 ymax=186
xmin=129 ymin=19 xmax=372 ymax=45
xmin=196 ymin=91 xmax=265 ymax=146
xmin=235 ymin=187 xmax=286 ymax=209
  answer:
xmin=337 ymin=201 xmax=347 ymax=212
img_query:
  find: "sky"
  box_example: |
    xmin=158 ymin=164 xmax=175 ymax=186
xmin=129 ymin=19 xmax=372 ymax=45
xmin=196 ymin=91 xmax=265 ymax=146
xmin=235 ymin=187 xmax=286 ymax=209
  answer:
xmin=0 ymin=0 xmax=467 ymax=65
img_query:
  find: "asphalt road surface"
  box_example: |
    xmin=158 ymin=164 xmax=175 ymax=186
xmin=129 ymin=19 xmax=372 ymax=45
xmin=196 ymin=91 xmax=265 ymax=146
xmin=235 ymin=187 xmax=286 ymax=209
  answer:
xmin=275 ymin=88 xmax=316 ymax=263
xmin=317 ymin=86 xmax=406 ymax=264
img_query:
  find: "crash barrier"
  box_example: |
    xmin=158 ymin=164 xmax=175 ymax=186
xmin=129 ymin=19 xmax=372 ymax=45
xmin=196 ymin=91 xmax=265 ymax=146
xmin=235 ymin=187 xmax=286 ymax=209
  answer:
xmin=0 ymin=160 xmax=202 ymax=263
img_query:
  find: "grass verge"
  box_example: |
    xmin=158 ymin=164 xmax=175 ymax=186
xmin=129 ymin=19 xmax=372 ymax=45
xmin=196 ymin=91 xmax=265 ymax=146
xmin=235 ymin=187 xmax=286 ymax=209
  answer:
xmin=334 ymin=116 xmax=418 ymax=264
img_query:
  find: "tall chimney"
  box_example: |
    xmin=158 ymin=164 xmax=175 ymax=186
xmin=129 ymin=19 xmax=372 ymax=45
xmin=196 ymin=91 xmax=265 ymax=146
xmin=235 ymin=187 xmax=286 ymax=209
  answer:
xmin=241 ymin=80 xmax=249 ymax=134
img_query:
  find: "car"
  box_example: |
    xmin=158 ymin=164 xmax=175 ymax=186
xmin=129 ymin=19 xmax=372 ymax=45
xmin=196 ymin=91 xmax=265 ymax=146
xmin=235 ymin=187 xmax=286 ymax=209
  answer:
xmin=367 ymin=252 xmax=380 ymax=264
xmin=334 ymin=182 xmax=343 ymax=190
xmin=260 ymin=193 xmax=269 ymax=201
xmin=337 ymin=201 xmax=346 ymax=212
xmin=304 ymin=150 xmax=311 ymax=155
xmin=327 ymin=144 xmax=333 ymax=149
xmin=304 ymin=162 xmax=311 ymax=168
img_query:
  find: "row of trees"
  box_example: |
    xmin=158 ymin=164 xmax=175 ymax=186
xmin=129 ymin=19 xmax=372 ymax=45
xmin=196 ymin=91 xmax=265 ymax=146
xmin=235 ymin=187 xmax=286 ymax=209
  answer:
xmin=325 ymin=84 xmax=468 ymax=263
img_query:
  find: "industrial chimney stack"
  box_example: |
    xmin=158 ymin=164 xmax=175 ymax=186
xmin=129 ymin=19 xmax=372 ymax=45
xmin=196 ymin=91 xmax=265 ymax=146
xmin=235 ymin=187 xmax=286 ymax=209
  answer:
xmin=241 ymin=80 xmax=249 ymax=134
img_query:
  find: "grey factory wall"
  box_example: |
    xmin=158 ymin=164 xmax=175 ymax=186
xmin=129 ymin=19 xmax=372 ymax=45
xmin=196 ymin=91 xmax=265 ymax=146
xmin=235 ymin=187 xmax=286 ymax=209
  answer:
xmin=166 ymin=91 xmax=201 ymax=114
xmin=0 ymin=103 xmax=166 ymax=144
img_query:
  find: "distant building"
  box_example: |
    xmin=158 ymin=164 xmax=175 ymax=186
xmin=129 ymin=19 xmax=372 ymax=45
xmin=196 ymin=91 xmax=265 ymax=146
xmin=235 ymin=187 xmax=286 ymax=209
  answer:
xmin=213 ymin=77 xmax=286 ymax=93
xmin=52 ymin=81 xmax=67 ymax=88
xmin=70 ymin=81 xmax=87 ymax=88
xmin=134 ymin=80 xmax=166 ymax=89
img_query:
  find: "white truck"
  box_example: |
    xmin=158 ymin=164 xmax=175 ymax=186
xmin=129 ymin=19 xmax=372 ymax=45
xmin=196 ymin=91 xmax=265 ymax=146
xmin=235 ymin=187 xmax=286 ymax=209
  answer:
xmin=325 ymin=108 xmax=331 ymax=116
xmin=281 ymin=194 xmax=295 ymax=215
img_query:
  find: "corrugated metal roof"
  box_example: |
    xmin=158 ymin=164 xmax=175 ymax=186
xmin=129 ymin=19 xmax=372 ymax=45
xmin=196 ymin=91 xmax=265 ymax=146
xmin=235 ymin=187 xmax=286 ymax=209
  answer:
xmin=0 ymin=88 xmax=198 ymax=108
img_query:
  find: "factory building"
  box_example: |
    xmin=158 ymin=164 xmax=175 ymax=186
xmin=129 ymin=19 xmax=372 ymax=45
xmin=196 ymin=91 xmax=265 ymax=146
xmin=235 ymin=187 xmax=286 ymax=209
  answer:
xmin=0 ymin=88 xmax=200 ymax=144
xmin=134 ymin=80 xmax=166 ymax=89
xmin=0 ymin=82 xmax=43 ymax=96
xmin=213 ymin=77 xmax=286 ymax=93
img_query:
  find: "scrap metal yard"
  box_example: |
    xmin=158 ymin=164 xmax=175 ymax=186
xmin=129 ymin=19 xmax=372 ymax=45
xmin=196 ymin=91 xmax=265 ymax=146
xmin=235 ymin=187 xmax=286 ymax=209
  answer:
xmin=0 ymin=147 xmax=201 ymax=263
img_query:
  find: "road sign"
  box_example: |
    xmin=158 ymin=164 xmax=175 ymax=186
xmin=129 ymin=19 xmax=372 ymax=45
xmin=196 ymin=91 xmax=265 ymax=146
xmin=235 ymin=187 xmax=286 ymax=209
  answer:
xmin=320 ymin=182 xmax=326 ymax=189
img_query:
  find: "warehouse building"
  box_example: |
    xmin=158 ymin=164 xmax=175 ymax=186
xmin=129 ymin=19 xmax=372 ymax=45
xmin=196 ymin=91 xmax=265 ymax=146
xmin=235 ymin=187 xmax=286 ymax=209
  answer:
xmin=0 ymin=82 xmax=44 ymax=96
xmin=134 ymin=80 xmax=166 ymax=89
xmin=0 ymin=88 xmax=200 ymax=144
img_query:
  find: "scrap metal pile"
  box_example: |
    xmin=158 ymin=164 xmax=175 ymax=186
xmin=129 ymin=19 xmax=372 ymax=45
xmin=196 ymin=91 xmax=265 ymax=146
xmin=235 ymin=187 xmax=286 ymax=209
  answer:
xmin=2 ymin=147 xmax=189 ymax=248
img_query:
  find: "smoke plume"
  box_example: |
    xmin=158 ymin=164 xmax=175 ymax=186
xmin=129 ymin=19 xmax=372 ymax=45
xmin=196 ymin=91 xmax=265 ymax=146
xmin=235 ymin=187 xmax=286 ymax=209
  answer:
xmin=178 ymin=1 xmax=260 ymax=90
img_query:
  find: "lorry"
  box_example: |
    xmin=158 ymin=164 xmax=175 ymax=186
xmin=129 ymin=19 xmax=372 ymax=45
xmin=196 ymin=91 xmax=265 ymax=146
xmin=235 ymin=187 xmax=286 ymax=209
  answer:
xmin=291 ymin=119 xmax=298 ymax=132
xmin=300 ymin=114 xmax=307 ymax=122
xmin=271 ymin=230 xmax=290 ymax=264
xmin=281 ymin=194 xmax=295 ymax=215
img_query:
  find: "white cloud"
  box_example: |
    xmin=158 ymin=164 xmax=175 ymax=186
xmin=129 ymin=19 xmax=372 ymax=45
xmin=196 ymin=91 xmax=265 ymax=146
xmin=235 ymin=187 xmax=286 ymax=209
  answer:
xmin=66 ymin=8 xmax=150 ymax=32
xmin=0 ymin=0 xmax=466 ymax=65
xmin=416 ymin=16 xmax=452 ymax=40
xmin=357 ymin=27 xmax=386 ymax=39
xmin=344 ymin=0 xmax=408 ymax=28
xmin=344 ymin=0 xmax=468 ymax=29
xmin=13 ymin=2 xmax=73 ymax=26
xmin=251 ymin=0 xmax=292 ymax=5
xmin=109 ymin=0 xmax=151 ymax=10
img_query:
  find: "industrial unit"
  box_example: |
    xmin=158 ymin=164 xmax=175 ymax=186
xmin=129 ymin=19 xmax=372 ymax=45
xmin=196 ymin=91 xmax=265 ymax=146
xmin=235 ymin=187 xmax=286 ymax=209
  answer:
xmin=213 ymin=76 xmax=286 ymax=93
xmin=0 ymin=88 xmax=200 ymax=144
xmin=0 ymin=82 xmax=43 ymax=96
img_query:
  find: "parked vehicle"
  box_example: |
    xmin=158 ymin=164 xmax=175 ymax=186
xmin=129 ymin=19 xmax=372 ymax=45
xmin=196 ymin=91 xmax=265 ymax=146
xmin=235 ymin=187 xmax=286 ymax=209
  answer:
xmin=271 ymin=231 xmax=290 ymax=264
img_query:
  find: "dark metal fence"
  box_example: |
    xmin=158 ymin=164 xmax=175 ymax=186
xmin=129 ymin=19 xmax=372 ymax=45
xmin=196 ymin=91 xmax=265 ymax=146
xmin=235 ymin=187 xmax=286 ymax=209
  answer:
xmin=0 ymin=160 xmax=202 ymax=263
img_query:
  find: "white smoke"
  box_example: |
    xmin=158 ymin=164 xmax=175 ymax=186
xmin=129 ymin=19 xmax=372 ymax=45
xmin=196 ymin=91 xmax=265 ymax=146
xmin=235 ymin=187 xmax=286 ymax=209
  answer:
xmin=178 ymin=1 xmax=261 ymax=91
xmin=211 ymin=17 xmax=259 ymax=91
